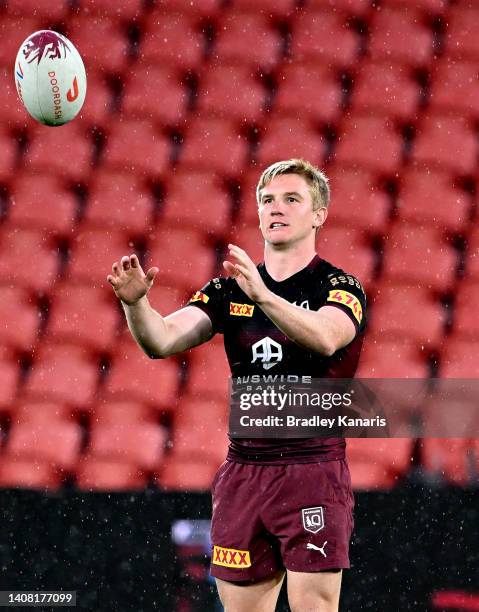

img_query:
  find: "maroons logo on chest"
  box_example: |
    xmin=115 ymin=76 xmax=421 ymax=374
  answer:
xmin=23 ymin=31 xmax=71 ymax=65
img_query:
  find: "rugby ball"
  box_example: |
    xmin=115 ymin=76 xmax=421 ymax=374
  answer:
xmin=14 ymin=30 xmax=86 ymax=126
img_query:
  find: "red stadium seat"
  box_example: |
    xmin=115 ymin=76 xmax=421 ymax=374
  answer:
xmin=445 ymin=7 xmax=479 ymax=61
xmin=256 ymin=116 xmax=327 ymax=169
xmin=68 ymin=17 xmax=130 ymax=75
xmin=0 ymin=227 xmax=61 ymax=291
xmin=105 ymin=338 xmax=180 ymax=410
xmin=76 ymin=457 xmax=148 ymax=491
xmin=23 ymin=344 xmax=99 ymax=407
xmin=196 ymin=62 xmax=267 ymax=123
xmin=92 ymin=399 xmax=156 ymax=425
xmin=76 ymin=0 xmax=144 ymax=21
xmin=13 ymin=401 xmax=77 ymax=424
xmin=432 ymin=590 xmax=479 ymax=611
xmin=346 ymin=438 xmax=413 ymax=490
xmin=84 ymin=169 xmax=155 ymax=232
xmin=368 ymin=284 xmax=445 ymax=346
xmin=185 ymin=341 xmax=230 ymax=399
xmin=367 ymin=7 xmax=435 ymax=67
xmin=68 ymin=228 xmax=137 ymax=285
xmin=381 ymin=223 xmax=458 ymax=293
xmin=25 ymin=124 xmax=94 ymax=183
xmin=179 ymin=116 xmax=250 ymax=176
xmin=378 ymin=0 xmax=446 ymax=11
xmin=148 ymin=285 xmax=188 ymax=317
xmin=148 ymin=0 xmax=221 ymax=18
xmin=146 ymin=226 xmax=218 ymax=291
xmin=356 ymin=338 xmax=431 ymax=378
xmin=350 ymin=61 xmax=421 ymax=122
xmin=102 ymin=118 xmax=172 ymax=176
xmin=121 ymin=65 xmax=189 ymax=126
xmin=0 ymin=286 xmax=39 ymax=352
xmin=46 ymin=283 xmax=120 ymax=352
xmin=140 ymin=14 xmax=206 ymax=71
xmin=274 ymin=62 xmax=343 ymax=125
xmin=429 ymin=60 xmax=479 ymax=119
xmin=0 ymin=129 xmax=19 ymax=181
xmin=228 ymin=0 xmax=297 ymax=17
xmin=212 ymin=13 xmax=283 ymax=70
xmin=0 ymin=356 xmax=19 ymax=408
xmin=334 ymin=115 xmax=404 ymax=174
xmin=412 ymin=115 xmax=478 ymax=176
xmin=440 ymin=338 xmax=479 ymax=378
xmin=5 ymin=420 xmax=83 ymax=470
xmin=8 ymin=172 xmax=79 ymax=233
xmin=465 ymin=229 xmax=479 ymax=281
xmin=160 ymin=170 xmax=232 ymax=238
xmin=0 ymin=458 xmax=63 ymax=490
xmin=7 ymin=0 xmax=70 ymax=20
xmin=419 ymin=438 xmax=473 ymax=486
xmin=301 ymin=0 xmax=372 ymax=17
xmin=155 ymin=453 xmax=221 ymax=490
xmin=395 ymin=167 xmax=471 ymax=233
xmin=88 ymin=423 xmax=168 ymax=470
xmin=317 ymin=226 xmax=376 ymax=287
xmin=236 ymin=168 xmax=264 ymax=225
xmin=171 ymin=396 xmax=229 ymax=463
xmin=0 ymin=16 xmax=41 ymax=68
xmin=326 ymin=166 xmax=391 ymax=233
xmin=452 ymin=282 xmax=479 ymax=339
xmin=290 ymin=10 xmax=361 ymax=68
xmin=232 ymin=224 xmax=266 ymax=265
xmin=78 ymin=71 xmax=115 ymax=127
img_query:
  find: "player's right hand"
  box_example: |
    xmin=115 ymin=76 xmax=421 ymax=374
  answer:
xmin=107 ymin=254 xmax=159 ymax=305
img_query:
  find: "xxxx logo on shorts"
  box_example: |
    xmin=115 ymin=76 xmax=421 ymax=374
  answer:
xmin=229 ymin=302 xmax=255 ymax=317
xmin=212 ymin=545 xmax=251 ymax=568
xmin=189 ymin=291 xmax=209 ymax=304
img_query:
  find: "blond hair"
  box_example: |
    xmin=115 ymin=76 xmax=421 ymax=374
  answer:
xmin=256 ymin=158 xmax=330 ymax=210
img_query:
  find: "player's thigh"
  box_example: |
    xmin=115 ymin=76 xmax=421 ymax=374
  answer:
xmin=215 ymin=571 xmax=285 ymax=612
xmin=286 ymin=569 xmax=342 ymax=612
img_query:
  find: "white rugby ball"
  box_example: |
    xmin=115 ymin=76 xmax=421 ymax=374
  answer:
xmin=14 ymin=30 xmax=87 ymax=126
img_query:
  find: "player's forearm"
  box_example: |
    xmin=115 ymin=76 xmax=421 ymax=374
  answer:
xmin=122 ymin=296 xmax=173 ymax=358
xmin=256 ymin=290 xmax=338 ymax=356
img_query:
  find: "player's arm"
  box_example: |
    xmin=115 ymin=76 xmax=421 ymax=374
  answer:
xmin=108 ymin=254 xmax=213 ymax=358
xmin=224 ymin=245 xmax=357 ymax=356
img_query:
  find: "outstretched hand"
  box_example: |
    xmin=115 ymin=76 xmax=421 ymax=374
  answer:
xmin=223 ymin=244 xmax=269 ymax=304
xmin=107 ymin=254 xmax=159 ymax=305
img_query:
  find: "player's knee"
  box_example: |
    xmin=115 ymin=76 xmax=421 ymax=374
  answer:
xmin=288 ymin=591 xmax=339 ymax=612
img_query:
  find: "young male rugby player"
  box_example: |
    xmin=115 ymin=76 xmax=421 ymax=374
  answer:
xmin=108 ymin=159 xmax=366 ymax=611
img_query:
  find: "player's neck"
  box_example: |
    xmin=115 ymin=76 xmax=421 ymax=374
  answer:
xmin=263 ymin=242 xmax=317 ymax=282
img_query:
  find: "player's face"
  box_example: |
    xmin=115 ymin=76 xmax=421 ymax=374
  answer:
xmin=258 ymin=174 xmax=323 ymax=246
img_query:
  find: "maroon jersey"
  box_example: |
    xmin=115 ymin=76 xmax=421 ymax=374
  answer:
xmin=188 ymin=254 xmax=367 ymax=464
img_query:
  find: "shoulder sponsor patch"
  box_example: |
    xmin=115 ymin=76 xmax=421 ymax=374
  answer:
xmin=229 ymin=302 xmax=255 ymax=317
xmin=212 ymin=545 xmax=251 ymax=568
xmin=189 ymin=291 xmax=209 ymax=304
xmin=327 ymin=290 xmax=363 ymax=323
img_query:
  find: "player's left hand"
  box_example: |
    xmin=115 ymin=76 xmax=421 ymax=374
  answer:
xmin=223 ymin=244 xmax=270 ymax=304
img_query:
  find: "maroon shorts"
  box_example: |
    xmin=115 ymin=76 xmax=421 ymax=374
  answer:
xmin=210 ymin=459 xmax=354 ymax=582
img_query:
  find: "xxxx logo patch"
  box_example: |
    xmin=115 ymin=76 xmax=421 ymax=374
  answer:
xmin=229 ymin=302 xmax=255 ymax=317
xmin=212 ymin=545 xmax=251 ymax=568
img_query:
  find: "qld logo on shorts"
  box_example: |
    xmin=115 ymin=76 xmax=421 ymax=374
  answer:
xmin=212 ymin=545 xmax=251 ymax=568
xmin=302 ymin=506 xmax=325 ymax=534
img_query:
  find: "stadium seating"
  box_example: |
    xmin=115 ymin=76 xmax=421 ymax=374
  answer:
xmin=196 ymin=62 xmax=267 ymax=123
xmin=46 ymin=283 xmax=120 ymax=352
xmin=75 ymin=0 xmax=145 ymax=22
xmin=0 ymin=128 xmax=19 ymax=181
xmin=273 ymin=62 xmax=344 ymax=125
xmin=419 ymin=439 xmax=473 ymax=486
xmin=334 ymin=115 xmax=405 ymax=175
xmin=0 ymin=354 xmax=19 ymax=408
xmin=445 ymin=7 xmax=479 ymax=61
xmin=23 ymin=343 xmax=100 ymax=407
xmin=185 ymin=340 xmax=230 ymax=400
xmin=7 ymin=0 xmax=71 ymax=20
xmin=0 ymin=16 xmax=41 ymax=68
xmin=449 ymin=281 xmax=479 ymax=339
xmin=346 ymin=438 xmax=413 ymax=490
xmin=428 ymin=60 xmax=479 ymax=120
xmin=84 ymin=169 xmax=156 ymax=232
xmin=76 ymin=457 xmax=148 ymax=491
xmin=440 ymin=338 xmax=479 ymax=378
xmin=356 ymin=338 xmax=432 ymax=378
xmin=7 ymin=172 xmax=79 ymax=233
xmin=0 ymin=286 xmax=40 ymax=352
xmin=13 ymin=401 xmax=77 ymax=424
xmin=301 ymin=0 xmax=372 ymax=18
xmin=464 ymin=228 xmax=479 ymax=281
xmin=395 ymin=167 xmax=471 ymax=232
xmin=155 ymin=453 xmax=221 ymax=490
xmin=121 ymin=64 xmax=189 ymax=127
xmin=147 ymin=0 xmax=222 ymax=19
xmin=350 ymin=60 xmax=422 ymax=122
xmin=232 ymin=224 xmax=266 ymax=265
xmin=380 ymin=0 xmax=447 ymax=12
xmin=78 ymin=71 xmax=115 ymax=128
xmin=0 ymin=458 xmax=63 ymax=490
xmin=290 ymin=9 xmax=361 ymax=68
xmin=229 ymin=0 xmax=297 ymax=18
xmin=148 ymin=285 xmax=188 ymax=317
xmin=367 ymin=7 xmax=435 ymax=67
xmin=92 ymin=399 xmax=156 ymax=425
xmin=412 ymin=114 xmax=478 ymax=176
xmin=102 ymin=118 xmax=172 ymax=176
xmin=380 ymin=222 xmax=458 ymax=293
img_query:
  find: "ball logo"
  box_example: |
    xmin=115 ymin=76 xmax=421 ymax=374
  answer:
xmin=67 ymin=76 xmax=79 ymax=102
xmin=16 ymin=63 xmax=24 ymax=80
xmin=23 ymin=31 xmax=71 ymax=65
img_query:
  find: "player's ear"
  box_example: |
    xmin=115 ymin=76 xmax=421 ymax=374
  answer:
xmin=313 ymin=207 xmax=328 ymax=228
